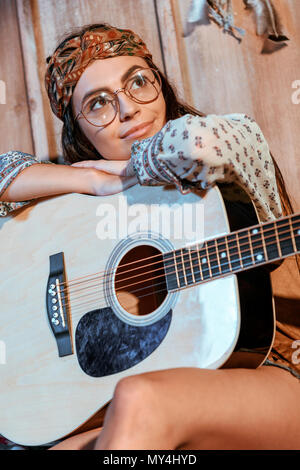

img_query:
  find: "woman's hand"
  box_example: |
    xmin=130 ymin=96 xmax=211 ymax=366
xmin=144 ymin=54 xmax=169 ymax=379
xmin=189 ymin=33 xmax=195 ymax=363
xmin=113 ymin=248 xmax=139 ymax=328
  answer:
xmin=71 ymin=159 xmax=135 ymax=177
xmin=88 ymin=168 xmax=137 ymax=197
xmin=72 ymin=159 xmax=137 ymax=196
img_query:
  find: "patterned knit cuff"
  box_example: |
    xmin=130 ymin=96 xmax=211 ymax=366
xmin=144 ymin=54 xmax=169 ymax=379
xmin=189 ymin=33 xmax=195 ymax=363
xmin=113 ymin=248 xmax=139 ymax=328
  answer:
xmin=131 ymin=128 xmax=180 ymax=188
xmin=0 ymin=151 xmax=53 ymax=216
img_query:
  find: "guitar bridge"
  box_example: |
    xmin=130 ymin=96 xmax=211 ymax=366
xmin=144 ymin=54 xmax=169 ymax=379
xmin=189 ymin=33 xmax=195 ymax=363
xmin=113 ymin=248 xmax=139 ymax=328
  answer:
xmin=46 ymin=252 xmax=73 ymax=357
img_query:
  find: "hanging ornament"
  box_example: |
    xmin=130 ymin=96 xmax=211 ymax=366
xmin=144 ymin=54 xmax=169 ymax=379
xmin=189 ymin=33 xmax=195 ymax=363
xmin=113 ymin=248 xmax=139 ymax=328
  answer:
xmin=183 ymin=0 xmax=289 ymax=53
xmin=183 ymin=0 xmax=210 ymax=37
xmin=243 ymin=0 xmax=289 ymax=53
xmin=184 ymin=0 xmax=246 ymax=41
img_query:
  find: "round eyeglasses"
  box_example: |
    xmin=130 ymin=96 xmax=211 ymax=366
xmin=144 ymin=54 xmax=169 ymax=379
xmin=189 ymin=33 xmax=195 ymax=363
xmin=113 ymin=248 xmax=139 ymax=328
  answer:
xmin=75 ymin=67 xmax=162 ymax=128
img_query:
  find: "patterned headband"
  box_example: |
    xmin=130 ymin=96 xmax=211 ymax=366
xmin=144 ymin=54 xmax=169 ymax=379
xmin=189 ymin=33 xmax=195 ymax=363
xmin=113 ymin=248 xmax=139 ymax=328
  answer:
xmin=45 ymin=24 xmax=153 ymax=120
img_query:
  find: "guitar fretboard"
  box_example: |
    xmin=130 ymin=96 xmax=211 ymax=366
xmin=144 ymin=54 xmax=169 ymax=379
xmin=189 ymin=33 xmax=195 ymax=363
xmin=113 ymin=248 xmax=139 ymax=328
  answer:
xmin=163 ymin=213 xmax=300 ymax=291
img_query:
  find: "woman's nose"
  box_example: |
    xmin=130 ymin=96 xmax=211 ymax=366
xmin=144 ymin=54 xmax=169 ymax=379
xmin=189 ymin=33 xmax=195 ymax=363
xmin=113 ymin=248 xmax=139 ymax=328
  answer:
xmin=116 ymin=91 xmax=140 ymax=121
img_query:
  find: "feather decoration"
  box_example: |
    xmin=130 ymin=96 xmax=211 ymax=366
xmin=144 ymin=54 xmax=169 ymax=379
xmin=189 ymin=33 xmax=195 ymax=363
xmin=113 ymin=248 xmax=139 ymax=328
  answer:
xmin=183 ymin=0 xmax=245 ymax=40
xmin=207 ymin=0 xmax=246 ymax=41
xmin=243 ymin=0 xmax=288 ymax=40
xmin=183 ymin=0 xmax=210 ymax=37
xmin=243 ymin=0 xmax=289 ymax=53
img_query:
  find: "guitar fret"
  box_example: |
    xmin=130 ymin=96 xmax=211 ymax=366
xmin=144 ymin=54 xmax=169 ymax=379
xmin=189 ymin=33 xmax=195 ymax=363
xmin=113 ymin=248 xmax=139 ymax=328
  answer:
xmin=274 ymin=222 xmax=282 ymax=258
xmin=247 ymin=228 xmax=255 ymax=264
xmin=261 ymin=225 xmax=268 ymax=261
xmin=205 ymin=241 xmax=213 ymax=278
xmin=198 ymin=244 xmax=211 ymax=280
xmin=188 ymin=247 xmax=196 ymax=284
xmin=277 ymin=218 xmax=295 ymax=256
xmin=177 ymin=249 xmax=186 ymax=287
xmin=249 ymin=226 xmax=266 ymax=265
xmin=196 ymin=243 xmax=204 ymax=281
xmin=263 ymin=221 xmax=280 ymax=260
xmin=227 ymin=234 xmax=241 ymax=270
xmin=238 ymin=229 xmax=254 ymax=268
xmin=173 ymin=251 xmax=180 ymax=288
xmin=163 ymin=251 xmax=179 ymax=291
xmin=214 ymin=239 xmax=221 ymax=272
xmin=292 ymin=215 xmax=300 ymax=251
xmin=181 ymin=248 xmax=193 ymax=285
xmin=289 ymin=217 xmax=297 ymax=253
xmin=190 ymin=244 xmax=203 ymax=283
xmin=216 ymin=236 xmax=231 ymax=274
xmin=206 ymin=239 xmax=221 ymax=276
xmin=224 ymin=235 xmax=232 ymax=271
xmin=236 ymin=233 xmax=243 ymax=268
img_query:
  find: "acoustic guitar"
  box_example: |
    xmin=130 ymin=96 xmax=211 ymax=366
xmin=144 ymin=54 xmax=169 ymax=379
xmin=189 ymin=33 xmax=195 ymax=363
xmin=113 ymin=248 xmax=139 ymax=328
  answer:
xmin=0 ymin=183 xmax=299 ymax=446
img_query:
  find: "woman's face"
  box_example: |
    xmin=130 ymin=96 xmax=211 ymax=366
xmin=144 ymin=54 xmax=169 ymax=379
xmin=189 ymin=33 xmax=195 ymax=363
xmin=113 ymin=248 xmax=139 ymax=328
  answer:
xmin=72 ymin=55 xmax=167 ymax=160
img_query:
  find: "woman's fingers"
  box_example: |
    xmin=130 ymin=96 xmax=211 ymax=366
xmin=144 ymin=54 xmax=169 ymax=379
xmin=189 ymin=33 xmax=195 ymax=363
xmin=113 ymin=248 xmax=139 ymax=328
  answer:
xmin=122 ymin=175 xmax=138 ymax=190
xmin=108 ymin=175 xmax=138 ymax=194
xmin=92 ymin=172 xmax=138 ymax=196
xmin=72 ymin=160 xmax=105 ymax=170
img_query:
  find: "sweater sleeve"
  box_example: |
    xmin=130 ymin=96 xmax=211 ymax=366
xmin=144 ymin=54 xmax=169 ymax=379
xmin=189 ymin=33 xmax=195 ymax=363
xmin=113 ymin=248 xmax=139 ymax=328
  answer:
xmin=0 ymin=150 xmax=53 ymax=216
xmin=130 ymin=113 xmax=283 ymax=223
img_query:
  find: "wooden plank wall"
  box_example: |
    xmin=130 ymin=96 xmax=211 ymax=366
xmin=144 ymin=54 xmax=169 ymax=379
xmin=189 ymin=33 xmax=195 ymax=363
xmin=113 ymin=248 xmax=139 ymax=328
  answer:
xmin=170 ymin=0 xmax=300 ymax=213
xmin=0 ymin=0 xmax=33 ymax=155
xmin=1 ymin=0 xmax=299 ymax=209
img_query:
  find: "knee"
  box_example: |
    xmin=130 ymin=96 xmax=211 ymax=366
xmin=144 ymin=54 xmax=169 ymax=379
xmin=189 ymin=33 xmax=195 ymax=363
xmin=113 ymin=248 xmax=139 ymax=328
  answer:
xmin=110 ymin=374 xmax=158 ymax=423
xmin=114 ymin=374 xmax=155 ymax=407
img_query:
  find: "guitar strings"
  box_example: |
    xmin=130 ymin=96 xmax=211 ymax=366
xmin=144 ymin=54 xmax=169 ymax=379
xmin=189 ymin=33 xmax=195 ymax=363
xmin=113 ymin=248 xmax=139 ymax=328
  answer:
xmin=62 ymin=240 xmax=293 ymax=322
xmin=58 ymin=214 xmax=300 ymax=294
xmin=62 ymin=251 xmax=299 ymax=323
xmin=55 ymin=226 xmax=300 ymax=319
xmin=58 ymin=217 xmax=299 ymax=298
xmin=58 ymin=220 xmax=300 ymax=310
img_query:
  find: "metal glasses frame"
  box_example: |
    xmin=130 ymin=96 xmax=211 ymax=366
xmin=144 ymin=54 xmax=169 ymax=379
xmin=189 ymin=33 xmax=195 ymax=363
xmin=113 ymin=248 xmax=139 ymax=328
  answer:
xmin=74 ymin=67 xmax=162 ymax=128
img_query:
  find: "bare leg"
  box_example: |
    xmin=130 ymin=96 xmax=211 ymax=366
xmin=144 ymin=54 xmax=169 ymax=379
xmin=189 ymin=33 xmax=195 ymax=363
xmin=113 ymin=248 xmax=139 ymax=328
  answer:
xmin=94 ymin=366 xmax=300 ymax=450
xmin=49 ymin=427 xmax=102 ymax=450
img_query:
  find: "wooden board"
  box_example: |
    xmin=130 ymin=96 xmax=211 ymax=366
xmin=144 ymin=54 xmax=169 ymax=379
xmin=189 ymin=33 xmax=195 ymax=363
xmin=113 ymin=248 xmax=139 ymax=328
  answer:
xmin=0 ymin=0 xmax=33 ymax=156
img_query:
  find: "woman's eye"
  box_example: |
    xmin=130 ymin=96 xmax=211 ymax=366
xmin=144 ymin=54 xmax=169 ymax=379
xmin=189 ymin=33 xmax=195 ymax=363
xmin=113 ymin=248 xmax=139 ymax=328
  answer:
xmin=89 ymin=96 xmax=109 ymax=112
xmin=131 ymin=76 xmax=147 ymax=89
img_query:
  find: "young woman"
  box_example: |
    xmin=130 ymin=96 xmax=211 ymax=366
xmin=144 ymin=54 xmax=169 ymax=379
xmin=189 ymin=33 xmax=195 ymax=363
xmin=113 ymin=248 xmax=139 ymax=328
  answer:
xmin=1 ymin=23 xmax=299 ymax=450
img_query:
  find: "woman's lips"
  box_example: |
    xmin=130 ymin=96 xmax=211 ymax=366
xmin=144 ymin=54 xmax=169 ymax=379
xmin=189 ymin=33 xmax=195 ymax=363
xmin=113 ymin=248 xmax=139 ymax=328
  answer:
xmin=121 ymin=122 xmax=153 ymax=140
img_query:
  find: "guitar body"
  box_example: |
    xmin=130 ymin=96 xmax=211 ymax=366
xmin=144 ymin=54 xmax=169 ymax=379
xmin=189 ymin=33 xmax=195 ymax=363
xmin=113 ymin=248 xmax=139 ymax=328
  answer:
xmin=0 ymin=184 xmax=275 ymax=446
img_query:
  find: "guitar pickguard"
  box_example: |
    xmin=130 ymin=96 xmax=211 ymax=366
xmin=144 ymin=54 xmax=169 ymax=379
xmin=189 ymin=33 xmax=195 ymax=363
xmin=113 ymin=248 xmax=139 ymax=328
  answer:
xmin=75 ymin=307 xmax=172 ymax=377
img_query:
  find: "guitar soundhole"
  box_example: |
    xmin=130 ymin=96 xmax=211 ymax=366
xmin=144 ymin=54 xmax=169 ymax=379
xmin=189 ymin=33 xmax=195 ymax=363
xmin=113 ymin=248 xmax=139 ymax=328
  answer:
xmin=115 ymin=245 xmax=167 ymax=316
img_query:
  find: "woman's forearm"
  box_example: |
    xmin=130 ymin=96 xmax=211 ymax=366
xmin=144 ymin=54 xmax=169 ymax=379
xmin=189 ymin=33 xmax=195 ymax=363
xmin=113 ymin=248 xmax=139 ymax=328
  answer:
xmin=0 ymin=163 xmax=95 ymax=202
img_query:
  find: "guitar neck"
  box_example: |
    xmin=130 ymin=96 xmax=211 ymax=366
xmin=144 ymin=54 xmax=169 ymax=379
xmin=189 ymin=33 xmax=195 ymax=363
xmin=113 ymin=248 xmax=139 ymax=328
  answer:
xmin=163 ymin=213 xmax=300 ymax=291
